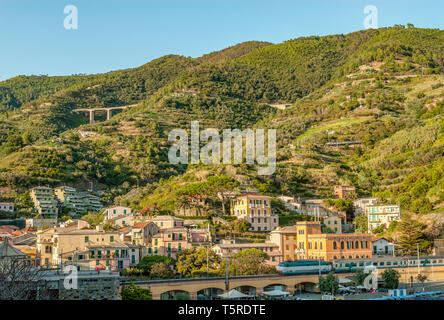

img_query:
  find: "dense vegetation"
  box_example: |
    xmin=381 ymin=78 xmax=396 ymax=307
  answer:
xmin=0 ymin=26 xmax=443 ymax=222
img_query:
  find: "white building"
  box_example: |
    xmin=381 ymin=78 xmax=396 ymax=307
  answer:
xmin=104 ymin=206 xmax=132 ymax=220
xmin=366 ymin=204 xmax=401 ymax=232
xmin=372 ymin=237 xmax=394 ymax=256
xmin=354 ymin=198 xmax=378 ymax=215
xmin=278 ymin=195 xmax=300 ymax=212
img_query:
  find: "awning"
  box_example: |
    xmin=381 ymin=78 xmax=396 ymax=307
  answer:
xmin=263 ymin=289 xmax=290 ymax=296
xmin=218 ymin=289 xmax=252 ymax=299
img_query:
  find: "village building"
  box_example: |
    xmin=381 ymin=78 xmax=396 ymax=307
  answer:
xmin=230 ymin=194 xmax=279 ymax=232
xmin=366 ymin=204 xmax=401 ymax=232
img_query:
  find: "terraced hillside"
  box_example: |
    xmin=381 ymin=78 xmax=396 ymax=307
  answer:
xmin=0 ymin=26 xmax=443 ymax=219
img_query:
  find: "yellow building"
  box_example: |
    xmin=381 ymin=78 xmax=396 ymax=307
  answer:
xmin=36 ymin=228 xmax=120 ymax=267
xmin=230 ymin=194 xmax=279 ymax=231
xmin=269 ymin=221 xmax=373 ymax=262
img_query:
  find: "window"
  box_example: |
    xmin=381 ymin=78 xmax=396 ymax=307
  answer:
xmin=333 ymin=242 xmax=337 ymax=250
xmin=341 ymin=242 xmax=344 ymax=249
xmin=355 ymin=241 xmax=359 ymax=249
xmin=85 ymin=236 xmax=89 ymax=242
xmin=96 ymin=260 xmax=100 ymax=266
xmin=110 ymin=236 xmax=114 ymax=242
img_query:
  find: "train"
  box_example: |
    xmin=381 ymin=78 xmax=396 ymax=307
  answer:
xmin=277 ymin=256 xmax=444 ymax=275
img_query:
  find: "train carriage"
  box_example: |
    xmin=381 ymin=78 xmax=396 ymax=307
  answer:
xmin=277 ymin=260 xmax=333 ymax=275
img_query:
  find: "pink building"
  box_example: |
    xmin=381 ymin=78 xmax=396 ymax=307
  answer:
xmin=0 ymin=202 xmax=14 ymax=212
xmin=151 ymin=215 xmax=184 ymax=230
xmin=149 ymin=227 xmax=188 ymax=259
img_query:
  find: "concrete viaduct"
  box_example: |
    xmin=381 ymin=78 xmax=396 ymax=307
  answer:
xmin=123 ymin=273 xmax=354 ymax=300
xmin=74 ymin=104 xmax=138 ymax=124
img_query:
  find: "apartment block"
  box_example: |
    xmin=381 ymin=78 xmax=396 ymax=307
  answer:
xmin=30 ymin=187 xmax=58 ymax=218
xmin=54 ymin=186 xmax=87 ymax=213
xmin=353 ymin=197 xmax=378 ymax=215
xmin=366 ymin=204 xmax=401 ymax=231
xmin=230 ymin=194 xmax=279 ymax=232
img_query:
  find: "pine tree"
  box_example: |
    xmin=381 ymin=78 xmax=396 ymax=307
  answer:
xmin=397 ymin=215 xmax=424 ymax=256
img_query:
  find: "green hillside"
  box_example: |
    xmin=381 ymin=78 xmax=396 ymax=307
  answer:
xmin=0 ymin=26 xmax=443 ymax=218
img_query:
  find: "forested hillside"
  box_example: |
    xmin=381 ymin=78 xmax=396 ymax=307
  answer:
xmin=0 ymin=25 xmax=443 ymax=218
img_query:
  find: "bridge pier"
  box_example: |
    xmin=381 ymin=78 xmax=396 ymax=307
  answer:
xmin=89 ymin=110 xmax=94 ymax=124
xmin=106 ymin=109 xmax=112 ymax=120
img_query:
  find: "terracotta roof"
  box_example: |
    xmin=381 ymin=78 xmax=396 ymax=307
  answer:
xmin=119 ymin=226 xmax=132 ymax=233
xmin=133 ymin=221 xmax=152 ymax=229
xmin=234 ymin=194 xmax=271 ymax=198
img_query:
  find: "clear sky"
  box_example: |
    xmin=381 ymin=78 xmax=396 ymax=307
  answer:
xmin=1 ymin=0 xmax=443 ymax=81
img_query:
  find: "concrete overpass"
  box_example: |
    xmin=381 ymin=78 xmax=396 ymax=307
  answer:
xmin=74 ymin=104 xmax=138 ymax=124
xmin=123 ymin=273 xmax=354 ymax=300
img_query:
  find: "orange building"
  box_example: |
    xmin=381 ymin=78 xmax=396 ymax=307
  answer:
xmin=333 ymin=185 xmax=356 ymax=200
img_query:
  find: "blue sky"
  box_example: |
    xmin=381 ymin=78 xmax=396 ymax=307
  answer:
xmin=0 ymin=0 xmax=443 ymax=81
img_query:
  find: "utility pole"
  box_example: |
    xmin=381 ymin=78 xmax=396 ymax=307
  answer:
xmin=206 ymin=245 xmax=209 ymax=279
xmin=225 ymin=254 xmax=229 ymax=291
xmin=417 ymin=243 xmax=420 ymax=276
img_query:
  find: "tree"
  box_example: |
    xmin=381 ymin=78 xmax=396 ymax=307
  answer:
xmin=318 ymin=273 xmax=339 ymax=295
xmin=176 ymin=247 xmax=220 ymax=278
xmin=373 ymin=224 xmax=386 ymax=235
xmin=229 ymin=218 xmax=251 ymax=234
xmin=353 ymin=215 xmax=368 ymax=233
xmin=173 ymin=292 xmax=190 ymax=300
xmin=150 ymin=263 xmax=174 ymax=279
xmin=417 ymin=274 xmax=428 ymax=291
xmin=220 ymin=248 xmax=276 ymax=276
xmin=138 ymin=255 xmax=175 ymax=275
xmin=397 ymin=215 xmax=428 ymax=256
xmin=0 ymin=256 xmax=51 ymax=300
xmin=353 ymin=269 xmax=369 ymax=286
xmin=321 ymin=224 xmax=335 ymax=234
xmin=176 ymin=182 xmax=209 ymax=216
xmin=206 ymin=175 xmax=239 ymax=215
xmin=382 ymin=269 xmax=400 ymax=289
xmin=81 ymin=212 xmax=104 ymax=228
xmin=121 ymin=283 xmax=152 ymax=300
